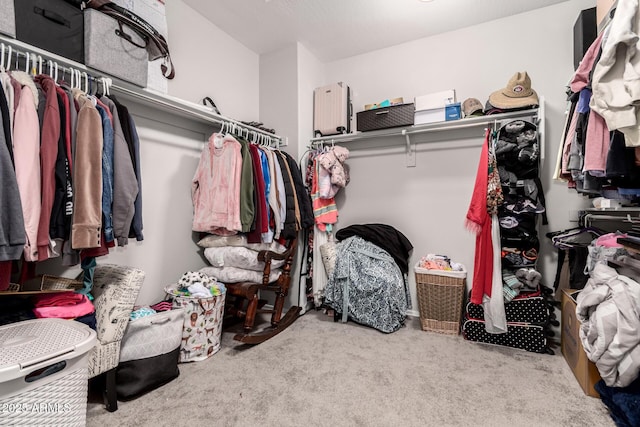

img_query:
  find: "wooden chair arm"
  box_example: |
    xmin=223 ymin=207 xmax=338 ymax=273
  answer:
xmin=257 ymin=239 xmax=297 ymax=286
xmin=257 ymin=239 xmax=297 ymax=264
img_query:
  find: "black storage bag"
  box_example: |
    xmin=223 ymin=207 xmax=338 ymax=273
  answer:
xmin=15 ymin=0 xmax=85 ymax=63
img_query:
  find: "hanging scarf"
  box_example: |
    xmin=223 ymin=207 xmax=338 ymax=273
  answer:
xmin=466 ymin=129 xmax=494 ymax=305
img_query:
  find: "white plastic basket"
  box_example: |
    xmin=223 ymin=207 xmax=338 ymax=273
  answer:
xmin=0 ymin=319 xmax=96 ymax=425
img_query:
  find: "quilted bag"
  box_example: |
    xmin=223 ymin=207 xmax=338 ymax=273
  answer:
xmin=116 ymin=308 xmax=185 ymax=399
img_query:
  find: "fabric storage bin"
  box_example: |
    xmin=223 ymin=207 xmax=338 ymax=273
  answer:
xmin=356 ymin=103 xmax=414 ymax=132
xmin=0 ymin=318 xmax=96 ymax=426
xmin=0 ymin=0 xmax=15 ymax=37
xmin=415 ymin=264 xmax=466 ymax=334
xmin=116 ymin=308 xmax=185 ymax=399
xmin=15 ymin=0 xmax=84 ymax=63
xmin=165 ymin=283 xmax=226 ymax=362
xmin=84 ymin=8 xmax=148 ymax=87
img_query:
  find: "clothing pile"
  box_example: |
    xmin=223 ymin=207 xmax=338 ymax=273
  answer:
xmin=555 ymin=0 xmax=640 ymax=200
xmin=0 ymin=69 xmax=143 ymax=290
xmin=323 ymin=224 xmax=413 ymax=333
xmin=416 ymin=254 xmax=464 ymax=272
xmin=165 ymin=270 xmax=226 ymax=298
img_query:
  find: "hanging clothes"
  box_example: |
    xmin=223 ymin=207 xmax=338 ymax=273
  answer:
xmin=0 ymin=82 xmax=24 ymax=263
xmin=192 ymin=132 xmax=243 ymax=235
xmin=12 ymin=71 xmax=41 ymax=262
xmin=34 ymin=75 xmax=60 ymax=261
xmin=71 ymin=89 xmax=103 ymax=250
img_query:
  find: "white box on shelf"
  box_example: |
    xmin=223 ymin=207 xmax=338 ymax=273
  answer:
xmin=415 ymin=107 xmax=446 ymax=125
xmin=415 ymin=90 xmax=456 ymax=112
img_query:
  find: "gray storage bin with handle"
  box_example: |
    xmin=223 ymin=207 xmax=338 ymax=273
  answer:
xmin=116 ymin=307 xmax=185 ymax=399
xmin=84 ymin=8 xmax=148 ymax=87
xmin=0 ymin=0 xmax=15 ymax=37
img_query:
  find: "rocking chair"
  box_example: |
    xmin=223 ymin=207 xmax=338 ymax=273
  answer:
xmin=223 ymin=238 xmax=301 ymax=344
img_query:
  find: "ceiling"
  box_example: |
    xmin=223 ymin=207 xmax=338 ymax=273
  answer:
xmin=183 ymin=0 xmax=571 ymax=62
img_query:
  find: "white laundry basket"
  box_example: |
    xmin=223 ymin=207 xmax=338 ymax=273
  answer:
xmin=0 ymin=318 xmax=96 ymax=426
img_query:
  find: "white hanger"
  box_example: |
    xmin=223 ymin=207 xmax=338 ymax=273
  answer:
xmin=24 ymin=52 xmax=29 ymax=73
xmin=82 ymin=72 xmax=89 ymax=93
xmin=37 ymin=55 xmax=43 ymax=75
xmin=0 ymin=44 xmax=5 ymax=71
xmin=5 ymin=46 xmax=10 ymax=71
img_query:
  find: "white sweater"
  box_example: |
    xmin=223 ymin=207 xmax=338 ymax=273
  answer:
xmin=590 ymin=0 xmax=640 ymax=145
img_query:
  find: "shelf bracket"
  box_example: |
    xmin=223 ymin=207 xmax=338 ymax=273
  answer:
xmin=403 ymin=129 xmax=416 ymax=167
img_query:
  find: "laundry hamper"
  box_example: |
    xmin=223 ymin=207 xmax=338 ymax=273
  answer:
xmin=0 ymin=318 xmax=96 ymax=426
xmin=415 ymin=264 xmax=467 ymax=335
xmin=165 ymin=274 xmax=226 ymax=363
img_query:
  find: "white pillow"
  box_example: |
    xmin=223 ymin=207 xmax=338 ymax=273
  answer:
xmin=199 ymin=266 xmax=281 ymax=284
xmin=197 ymin=234 xmax=286 ymax=253
xmin=203 ymin=246 xmax=285 ymax=271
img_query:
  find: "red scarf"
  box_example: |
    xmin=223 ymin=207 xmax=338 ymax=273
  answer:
xmin=465 ymin=129 xmax=493 ymax=305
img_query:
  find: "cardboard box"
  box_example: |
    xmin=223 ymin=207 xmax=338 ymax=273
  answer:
xmin=414 ymin=90 xmax=456 ymax=111
xmin=561 ymin=289 xmax=602 ymax=397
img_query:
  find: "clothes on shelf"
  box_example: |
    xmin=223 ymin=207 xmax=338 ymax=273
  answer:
xmin=465 ymin=117 xmax=550 ymax=338
xmin=0 ymin=67 xmax=143 ymax=289
xmin=554 ymin=6 xmax=640 ymax=200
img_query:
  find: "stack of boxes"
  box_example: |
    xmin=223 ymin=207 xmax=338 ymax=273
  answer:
xmin=414 ymin=89 xmax=461 ymax=125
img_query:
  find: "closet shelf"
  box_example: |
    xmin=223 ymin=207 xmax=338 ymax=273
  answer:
xmin=310 ymin=99 xmax=544 ymax=168
xmin=0 ymin=35 xmax=283 ymax=146
xmin=309 ymin=103 xmax=541 ymax=145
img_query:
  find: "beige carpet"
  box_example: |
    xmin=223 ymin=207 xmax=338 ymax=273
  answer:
xmin=86 ymin=311 xmax=614 ymax=427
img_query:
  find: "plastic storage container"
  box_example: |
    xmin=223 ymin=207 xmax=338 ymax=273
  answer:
xmin=0 ymin=318 xmax=96 ymax=426
xmin=414 ymin=264 xmax=467 ymax=335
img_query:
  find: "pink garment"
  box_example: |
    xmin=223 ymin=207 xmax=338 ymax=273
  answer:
xmin=595 ymin=232 xmax=626 ymax=248
xmin=12 ymin=73 xmax=41 ymax=262
xmin=311 ymin=158 xmax=338 ymax=231
xmin=192 ymin=133 xmax=242 ymax=234
xmin=583 ymin=110 xmax=610 ymax=176
xmin=32 ymin=293 xmax=95 ymax=319
xmin=570 ymin=31 xmax=605 ymax=93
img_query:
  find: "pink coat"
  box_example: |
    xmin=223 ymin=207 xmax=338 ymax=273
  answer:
xmin=12 ymin=72 xmax=41 ymax=262
xmin=192 ymin=133 xmax=242 ymax=234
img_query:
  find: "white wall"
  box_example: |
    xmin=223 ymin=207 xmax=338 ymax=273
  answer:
xmin=166 ymin=0 xmax=260 ymax=121
xmin=310 ymin=0 xmax=596 ymax=313
xmin=259 ymin=44 xmax=299 ymax=157
xmin=297 ymin=43 xmax=326 ymax=147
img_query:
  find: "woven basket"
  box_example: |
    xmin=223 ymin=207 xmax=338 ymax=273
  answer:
xmin=415 ymin=265 xmax=466 ymax=335
xmin=41 ymin=275 xmax=83 ymax=291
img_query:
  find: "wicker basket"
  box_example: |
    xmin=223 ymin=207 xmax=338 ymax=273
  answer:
xmin=415 ymin=265 xmax=466 ymax=335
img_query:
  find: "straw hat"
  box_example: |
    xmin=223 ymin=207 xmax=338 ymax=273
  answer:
xmin=488 ymin=72 xmax=539 ymax=109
